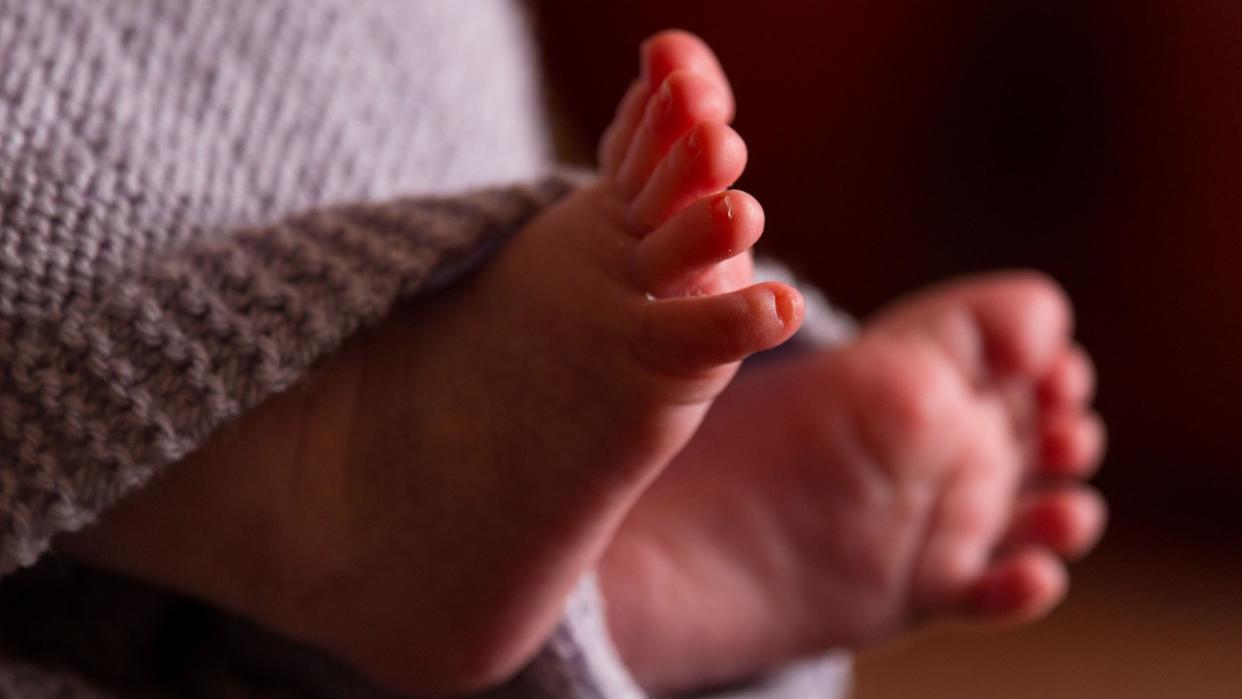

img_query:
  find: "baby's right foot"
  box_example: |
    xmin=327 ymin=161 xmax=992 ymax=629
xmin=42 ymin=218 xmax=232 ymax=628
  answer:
xmin=62 ymin=32 xmax=798 ymax=695
xmin=601 ymin=273 xmax=1106 ymax=693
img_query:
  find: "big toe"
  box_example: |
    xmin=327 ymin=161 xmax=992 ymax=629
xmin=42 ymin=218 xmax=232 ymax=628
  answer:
xmin=633 ymin=282 xmax=803 ymax=380
xmin=872 ymin=271 xmax=1074 ymax=385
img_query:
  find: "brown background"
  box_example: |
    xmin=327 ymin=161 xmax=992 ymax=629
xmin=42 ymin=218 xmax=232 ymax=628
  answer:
xmin=535 ymin=1 xmax=1242 ymax=696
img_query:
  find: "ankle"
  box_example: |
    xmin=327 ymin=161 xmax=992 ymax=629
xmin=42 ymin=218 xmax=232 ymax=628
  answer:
xmin=57 ymin=350 xmax=358 ymax=629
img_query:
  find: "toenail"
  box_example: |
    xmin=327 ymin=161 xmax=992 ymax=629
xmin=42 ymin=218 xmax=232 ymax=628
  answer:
xmin=657 ymin=81 xmax=675 ymax=115
xmin=712 ymin=193 xmax=735 ymax=223
xmin=685 ymin=126 xmax=703 ymax=158
xmin=774 ymin=288 xmax=801 ymax=325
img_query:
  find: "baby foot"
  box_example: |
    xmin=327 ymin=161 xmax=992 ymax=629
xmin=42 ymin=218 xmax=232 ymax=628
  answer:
xmin=62 ymin=32 xmax=800 ymax=695
xmin=600 ymin=273 xmax=1107 ymax=693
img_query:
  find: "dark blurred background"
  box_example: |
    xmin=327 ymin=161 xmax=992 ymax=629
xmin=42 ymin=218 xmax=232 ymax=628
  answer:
xmin=534 ymin=2 xmax=1241 ymax=696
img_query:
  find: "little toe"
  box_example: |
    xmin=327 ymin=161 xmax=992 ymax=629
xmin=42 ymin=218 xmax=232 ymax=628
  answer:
xmin=629 ymin=191 xmax=763 ymax=297
xmin=632 ymin=282 xmax=803 ymax=377
xmin=961 ymin=548 xmax=1068 ymax=623
xmin=641 ymin=30 xmax=736 ymax=120
xmin=1038 ymin=344 xmax=1096 ymax=411
xmin=1002 ymin=487 xmax=1107 ymax=559
xmin=600 ymin=80 xmax=654 ymax=177
xmin=627 ymin=122 xmax=747 ymax=232
xmin=616 ymin=71 xmax=734 ymax=202
xmin=1038 ymin=409 xmax=1106 ymax=478
xmin=603 ymin=30 xmax=734 ymax=180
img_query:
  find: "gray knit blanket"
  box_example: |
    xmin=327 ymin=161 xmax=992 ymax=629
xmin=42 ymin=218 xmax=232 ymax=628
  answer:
xmin=0 ymin=1 xmax=851 ymax=696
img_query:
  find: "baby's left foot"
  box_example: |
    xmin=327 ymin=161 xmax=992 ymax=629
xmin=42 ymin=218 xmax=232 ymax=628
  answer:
xmin=601 ymin=273 xmax=1107 ymax=693
xmin=62 ymin=31 xmax=799 ymax=696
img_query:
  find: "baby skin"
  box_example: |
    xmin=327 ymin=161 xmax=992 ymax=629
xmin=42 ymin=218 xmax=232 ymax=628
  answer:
xmin=57 ymin=30 xmax=1106 ymax=699
xmin=60 ymin=31 xmax=799 ymax=697
xmin=598 ymin=33 xmax=1107 ymax=694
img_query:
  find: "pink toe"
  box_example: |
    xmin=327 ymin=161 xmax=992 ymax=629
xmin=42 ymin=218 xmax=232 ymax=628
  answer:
xmin=600 ymin=80 xmax=654 ymax=177
xmin=641 ymin=30 xmax=736 ymax=120
xmin=617 ymin=71 xmax=734 ymax=201
xmin=964 ymin=548 xmax=1068 ymax=623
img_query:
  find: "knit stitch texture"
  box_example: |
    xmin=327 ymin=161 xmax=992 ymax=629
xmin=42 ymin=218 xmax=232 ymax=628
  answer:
xmin=0 ymin=0 xmax=553 ymax=576
xmin=0 ymin=1 xmax=852 ymax=697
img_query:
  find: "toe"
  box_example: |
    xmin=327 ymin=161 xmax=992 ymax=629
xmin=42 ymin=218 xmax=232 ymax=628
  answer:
xmin=602 ymin=29 xmax=734 ymax=179
xmin=1037 ymin=409 xmax=1106 ymax=478
xmin=600 ymin=80 xmax=654 ymax=177
xmin=641 ymin=30 xmax=736 ymax=120
xmin=972 ymin=273 xmax=1074 ymax=379
xmin=629 ymin=190 xmax=763 ymax=297
xmin=874 ymin=271 xmax=1073 ymax=385
xmin=1002 ymin=487 xmax=1107 ymax=559
xmin=961 ymin=548 xmax=1068 ymax=623
xmin=1038 ymin=344 xmax=1096 ymax=410
xmin=627 ymin=122 xmax=748 ymax=232
xmin=617 ymin=71 xmax=734 ymax=202
xmin=632 ymin=282 xmax=803 ymax=377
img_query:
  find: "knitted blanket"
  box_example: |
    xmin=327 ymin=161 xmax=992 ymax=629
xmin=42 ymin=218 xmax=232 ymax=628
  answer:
xmin=0 ymin=1 xmax=851 ymax=696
